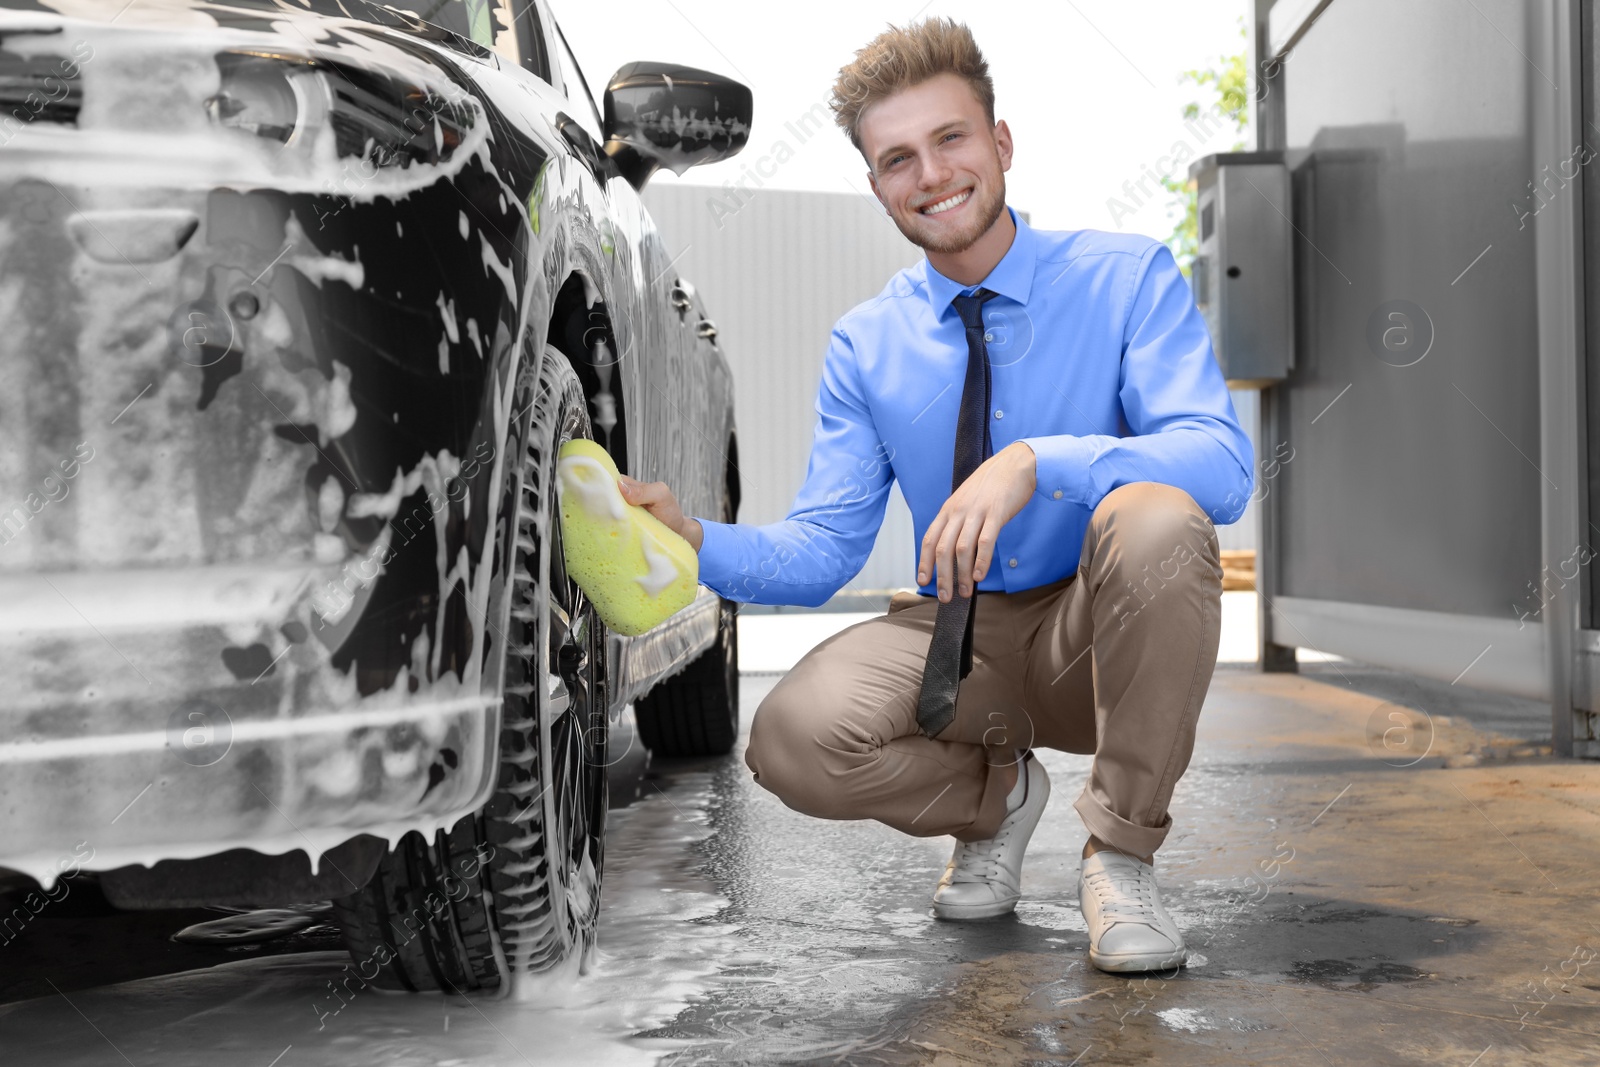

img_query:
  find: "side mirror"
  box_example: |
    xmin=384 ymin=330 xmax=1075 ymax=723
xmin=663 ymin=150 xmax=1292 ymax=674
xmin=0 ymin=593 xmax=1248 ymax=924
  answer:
xmin=603 ymin=61 xmax=752 ymax=191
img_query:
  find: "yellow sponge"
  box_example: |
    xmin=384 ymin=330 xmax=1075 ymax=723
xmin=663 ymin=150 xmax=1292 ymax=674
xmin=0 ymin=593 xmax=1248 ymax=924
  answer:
xmin=555 ymin=439 xmax=699 ymax=636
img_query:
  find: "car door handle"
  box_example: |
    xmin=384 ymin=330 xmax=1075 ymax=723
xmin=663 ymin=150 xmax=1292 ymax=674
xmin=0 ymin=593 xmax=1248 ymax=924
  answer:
xmin=669 ymin=279 xmax=694 ymax=314
xmin=696 ymin=319 xmax=718 ymax=341
xmin=556 ymin=111 xmax=604 ymax=174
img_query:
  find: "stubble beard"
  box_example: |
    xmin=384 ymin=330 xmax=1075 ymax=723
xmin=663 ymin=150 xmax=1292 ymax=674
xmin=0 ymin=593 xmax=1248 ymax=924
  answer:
xmin=890 ymin=176 xmax=1007 ymax=255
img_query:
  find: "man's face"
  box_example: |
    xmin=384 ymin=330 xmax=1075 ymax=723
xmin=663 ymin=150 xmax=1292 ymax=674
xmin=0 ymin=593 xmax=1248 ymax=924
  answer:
xmin=860 ymin=72 xmax=1012 ymax=255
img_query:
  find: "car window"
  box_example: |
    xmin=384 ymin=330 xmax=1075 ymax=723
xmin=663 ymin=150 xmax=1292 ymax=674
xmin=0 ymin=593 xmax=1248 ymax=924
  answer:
xmin=481 ymin=0 xmax=522 ymax=65
xmin=364 ymin=0 xmax=497 ymax=50
xmin=552 ymin=23 xmax=605 ymax=141
xmin=355 ymin=0 xmax=551 ymax=81
xmin=496 ymin=0 xmax=552 ymax=82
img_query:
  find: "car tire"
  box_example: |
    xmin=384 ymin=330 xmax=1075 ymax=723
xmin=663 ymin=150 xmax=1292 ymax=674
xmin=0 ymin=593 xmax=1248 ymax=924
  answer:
xmin=634 ymin=493 xmax=739 ymax=758
xmin=330 ymin=342 xmax=609 ymax=991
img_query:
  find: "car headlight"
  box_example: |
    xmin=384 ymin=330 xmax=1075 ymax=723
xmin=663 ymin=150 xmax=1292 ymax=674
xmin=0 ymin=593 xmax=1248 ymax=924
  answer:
xmin=204 ymin=50 xmax=472 ymax=168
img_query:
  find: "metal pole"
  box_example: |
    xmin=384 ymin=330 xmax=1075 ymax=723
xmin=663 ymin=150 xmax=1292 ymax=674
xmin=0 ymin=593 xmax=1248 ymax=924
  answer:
xmin=1254 ymin=0 xmax=1297 ymax=674
xmin=1532 ymin=0 xmax=1585 ymax=757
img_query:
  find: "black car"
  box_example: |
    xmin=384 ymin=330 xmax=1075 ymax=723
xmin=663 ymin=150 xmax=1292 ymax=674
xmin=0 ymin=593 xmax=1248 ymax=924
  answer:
xmin=0 ymin=0 xmax=750 ymax=992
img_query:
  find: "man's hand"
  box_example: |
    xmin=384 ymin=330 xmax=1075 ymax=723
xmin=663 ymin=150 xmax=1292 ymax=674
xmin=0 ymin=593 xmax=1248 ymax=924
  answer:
xmin=618 ymin=476 xmax=704 ymax=551
xmin=917 ymin=441 xmax=1037 ymax=602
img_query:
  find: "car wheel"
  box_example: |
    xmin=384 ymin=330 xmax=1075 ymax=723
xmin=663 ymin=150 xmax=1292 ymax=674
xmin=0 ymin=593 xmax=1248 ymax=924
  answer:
xmin=634 ymin=492 xmax=739 ymax=758
xmin=330 ymin=342 xmax=608 ymax=991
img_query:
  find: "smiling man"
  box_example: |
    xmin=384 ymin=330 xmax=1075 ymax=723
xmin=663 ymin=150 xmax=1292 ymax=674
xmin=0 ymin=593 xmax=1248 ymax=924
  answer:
xmin=618 ymin=17 xmax=1254 ymax=974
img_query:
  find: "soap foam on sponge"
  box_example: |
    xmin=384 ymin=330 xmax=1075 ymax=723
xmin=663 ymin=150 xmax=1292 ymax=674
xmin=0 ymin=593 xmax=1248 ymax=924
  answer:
xmin=556 ymin=439 xmax=699 ymax=636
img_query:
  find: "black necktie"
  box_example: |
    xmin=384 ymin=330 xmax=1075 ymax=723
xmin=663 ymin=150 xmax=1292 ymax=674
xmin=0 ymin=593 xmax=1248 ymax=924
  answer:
xmin=916 ymin=287 xmax=1000 ymax=738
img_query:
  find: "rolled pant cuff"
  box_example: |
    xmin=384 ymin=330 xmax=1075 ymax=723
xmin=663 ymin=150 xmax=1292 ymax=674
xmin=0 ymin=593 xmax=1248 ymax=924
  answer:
xmin=1073 ymin=787 xmax=1171 ymax=858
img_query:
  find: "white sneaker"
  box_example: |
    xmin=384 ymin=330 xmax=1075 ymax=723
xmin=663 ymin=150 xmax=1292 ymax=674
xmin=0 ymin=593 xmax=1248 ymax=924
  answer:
xmin=931 ymin=752 xmax=1050 ymax=920
xmin=1078 ymin=849 xmax=1187 ymax=973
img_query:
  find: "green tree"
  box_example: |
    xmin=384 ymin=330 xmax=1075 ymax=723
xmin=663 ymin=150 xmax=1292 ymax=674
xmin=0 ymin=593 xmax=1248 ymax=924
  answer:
xmin=1164 ymin=15 xmax=1251 ymax=276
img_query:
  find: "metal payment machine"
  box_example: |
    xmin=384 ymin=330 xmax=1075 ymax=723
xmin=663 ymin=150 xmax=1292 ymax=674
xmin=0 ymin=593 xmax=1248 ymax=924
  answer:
xmin=1187 ymin=150 xmax=1294 ymax=388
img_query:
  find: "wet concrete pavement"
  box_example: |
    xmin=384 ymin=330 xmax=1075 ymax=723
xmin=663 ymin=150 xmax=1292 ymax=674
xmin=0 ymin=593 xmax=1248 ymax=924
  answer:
xmin=2 ymin=641 xmax=1598 ymax=1065
xmin=638 ymin=658 xmax=1600 ymax=1066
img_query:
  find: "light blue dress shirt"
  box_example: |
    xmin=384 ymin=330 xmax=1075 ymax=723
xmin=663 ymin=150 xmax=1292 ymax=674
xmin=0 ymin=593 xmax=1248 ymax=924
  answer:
xmin=693 ymin=205 xmax=1255 ymax=607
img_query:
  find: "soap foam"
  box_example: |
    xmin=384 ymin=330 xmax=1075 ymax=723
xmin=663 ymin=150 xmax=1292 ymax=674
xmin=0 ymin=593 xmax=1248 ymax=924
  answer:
xmin=0 ymin=767 xmax=753 ymax=1066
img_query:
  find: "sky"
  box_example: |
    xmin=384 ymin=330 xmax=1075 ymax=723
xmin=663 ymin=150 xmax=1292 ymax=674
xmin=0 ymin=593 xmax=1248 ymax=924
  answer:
xmin=549 ymin=0 xmax=1254 ymax=238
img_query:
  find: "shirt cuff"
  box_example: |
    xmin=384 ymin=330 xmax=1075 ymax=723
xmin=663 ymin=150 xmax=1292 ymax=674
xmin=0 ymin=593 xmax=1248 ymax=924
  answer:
xmin=689 ymin=516 xmax=740 ymax=593
xmin=1020 ymin=434 xmax=1100 ymax=509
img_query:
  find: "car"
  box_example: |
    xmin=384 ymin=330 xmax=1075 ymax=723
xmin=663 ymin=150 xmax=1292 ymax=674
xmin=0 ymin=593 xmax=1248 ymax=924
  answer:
xmin=0 ymin=0 xmax=750 ymax=991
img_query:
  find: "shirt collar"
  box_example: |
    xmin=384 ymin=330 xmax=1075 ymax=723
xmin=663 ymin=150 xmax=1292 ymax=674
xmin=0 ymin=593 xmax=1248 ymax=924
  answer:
xmin=921 ymin=205 xmax=1036 ymax=316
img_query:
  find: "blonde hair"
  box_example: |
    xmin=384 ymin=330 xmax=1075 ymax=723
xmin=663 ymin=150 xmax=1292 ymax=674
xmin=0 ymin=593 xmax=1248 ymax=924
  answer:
xmin=829 ymin=17 xmax=996 ymax=157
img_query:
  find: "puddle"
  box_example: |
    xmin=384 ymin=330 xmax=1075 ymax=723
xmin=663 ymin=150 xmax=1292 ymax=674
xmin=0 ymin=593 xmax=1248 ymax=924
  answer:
xmin=171 ymin=907 xmax=327 ymax=946
xmin=1299 ymin=907 xmax=1397 ymax=925
xmin=0 ymin=771 xmax=745 ymax=1066
xmin=1288 ymin=957 xmax=1432 ymax=991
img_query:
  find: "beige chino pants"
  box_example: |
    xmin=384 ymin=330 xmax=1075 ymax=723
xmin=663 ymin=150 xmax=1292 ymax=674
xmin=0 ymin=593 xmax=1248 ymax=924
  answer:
xmin=743 ymin=481 xmax=1224 ymax=859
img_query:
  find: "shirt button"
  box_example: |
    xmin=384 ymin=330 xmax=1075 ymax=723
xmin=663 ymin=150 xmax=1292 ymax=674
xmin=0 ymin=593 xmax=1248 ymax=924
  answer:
xmin=1052 ymin=490 xmax=1062 ymax=499
xmin=994 ymin=409 xmax=1004 ymax=419
xmin=1008 ymin=557 xmax=1018 ymax=568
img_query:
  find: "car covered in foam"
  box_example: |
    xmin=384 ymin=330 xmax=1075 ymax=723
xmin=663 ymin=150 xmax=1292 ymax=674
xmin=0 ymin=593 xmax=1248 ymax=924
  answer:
xmin=0 ymin=0 xmax=749 ymax=988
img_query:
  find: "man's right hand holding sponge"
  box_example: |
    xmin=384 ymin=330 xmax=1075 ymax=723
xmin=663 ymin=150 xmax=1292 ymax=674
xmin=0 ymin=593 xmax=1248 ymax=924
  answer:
xmin=616 ymin=473 xmax=704 ymax=554
xmin=556 ymin=440 xmax=702 ymax=637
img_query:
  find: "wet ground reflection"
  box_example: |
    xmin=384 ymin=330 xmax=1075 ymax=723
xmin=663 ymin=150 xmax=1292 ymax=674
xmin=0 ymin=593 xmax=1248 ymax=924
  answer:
xmin=0 ymin=744 xmax=747 ymax=1066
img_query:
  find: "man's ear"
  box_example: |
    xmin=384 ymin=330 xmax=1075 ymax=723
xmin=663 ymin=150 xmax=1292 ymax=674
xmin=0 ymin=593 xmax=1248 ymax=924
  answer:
xmin=994 ymin=118 xmax=1014 ymax=173
xmin=867 ymin=169 xmax=887 ymax=209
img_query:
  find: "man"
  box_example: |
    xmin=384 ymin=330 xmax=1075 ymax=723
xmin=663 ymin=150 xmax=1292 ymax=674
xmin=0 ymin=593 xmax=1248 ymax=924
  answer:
xmin=619 ymin=17 xmax=1254 ymax=974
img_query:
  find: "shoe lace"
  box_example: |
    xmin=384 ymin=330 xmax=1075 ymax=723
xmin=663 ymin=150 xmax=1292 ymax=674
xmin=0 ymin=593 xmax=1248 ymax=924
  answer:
xmin=1084 ymin=862 xmax=1162 ymax=925
xmin=949 ymin=822 xmax=1014 ymax=883
xmin=947 ymin=759 xmax=1030 ymax=884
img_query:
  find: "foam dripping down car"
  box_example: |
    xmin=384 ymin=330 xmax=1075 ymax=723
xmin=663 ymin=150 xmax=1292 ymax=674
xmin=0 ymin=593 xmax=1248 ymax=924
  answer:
xmin=0 ymin=0 xmax=749 ymax=991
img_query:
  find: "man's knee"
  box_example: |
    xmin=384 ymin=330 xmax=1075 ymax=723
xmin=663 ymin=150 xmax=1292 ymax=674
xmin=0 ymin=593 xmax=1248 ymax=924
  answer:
xmin=1091 ymin=483 xmax=1219 ymax=574
xmin=744 ymin=680 xmax=864 ymax=818
xmin=1095 ymin=481 xmax=1207 ymax=527
xmin=744 ymin=684 xmax=822 ymax=794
